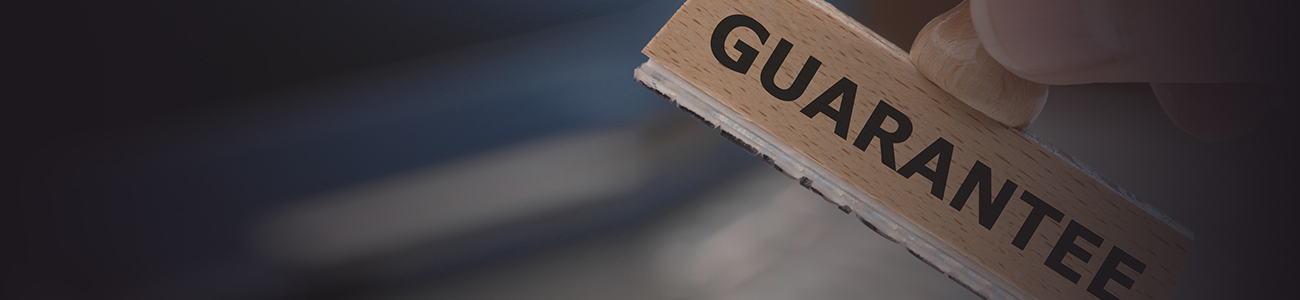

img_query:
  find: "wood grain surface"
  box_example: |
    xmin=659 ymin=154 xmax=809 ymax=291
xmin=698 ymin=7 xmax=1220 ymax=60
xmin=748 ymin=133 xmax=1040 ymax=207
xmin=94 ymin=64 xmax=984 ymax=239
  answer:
xmin=642 ymin=0 xmax=1191 ymax=299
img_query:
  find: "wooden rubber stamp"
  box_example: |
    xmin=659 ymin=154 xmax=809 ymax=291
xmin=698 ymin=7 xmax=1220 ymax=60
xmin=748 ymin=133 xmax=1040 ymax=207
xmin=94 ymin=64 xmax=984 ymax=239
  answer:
xmin=633 ymin=0 xmax=1192 ymax=299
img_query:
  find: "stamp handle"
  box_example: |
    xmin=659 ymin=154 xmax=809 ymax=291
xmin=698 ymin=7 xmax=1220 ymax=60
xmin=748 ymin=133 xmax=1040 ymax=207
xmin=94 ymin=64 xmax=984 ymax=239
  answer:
xmin=910 ymin=0 xmax=1047 ymax=128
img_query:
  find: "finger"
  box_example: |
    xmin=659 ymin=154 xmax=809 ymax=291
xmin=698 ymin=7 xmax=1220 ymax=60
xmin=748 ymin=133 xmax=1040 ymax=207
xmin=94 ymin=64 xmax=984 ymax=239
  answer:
xmin=969 ymin=0 xmax=1288 ymax=85
xmin=1150 ymin=83 xmax=1270 ymax=142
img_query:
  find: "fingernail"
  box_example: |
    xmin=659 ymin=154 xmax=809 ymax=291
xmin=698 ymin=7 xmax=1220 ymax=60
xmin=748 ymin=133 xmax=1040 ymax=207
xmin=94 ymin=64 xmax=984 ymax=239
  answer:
xmin=972 ymin=0 xmax=1123 ymax=74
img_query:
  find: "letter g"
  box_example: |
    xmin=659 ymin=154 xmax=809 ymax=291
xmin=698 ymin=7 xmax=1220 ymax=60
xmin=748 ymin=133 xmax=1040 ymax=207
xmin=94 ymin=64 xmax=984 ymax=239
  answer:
xmin=712 ymin=14 xmax=770 ymax=74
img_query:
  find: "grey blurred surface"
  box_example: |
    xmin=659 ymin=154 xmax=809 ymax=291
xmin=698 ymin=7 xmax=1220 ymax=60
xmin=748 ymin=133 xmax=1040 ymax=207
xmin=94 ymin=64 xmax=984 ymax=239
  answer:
xmin=370 ymin=168 xmax=979 ymax=300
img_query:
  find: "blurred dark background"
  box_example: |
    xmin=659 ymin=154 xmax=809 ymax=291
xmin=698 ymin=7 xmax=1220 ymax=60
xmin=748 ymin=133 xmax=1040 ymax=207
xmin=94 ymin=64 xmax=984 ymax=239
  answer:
xmin=7 ymin=1 xmax=1298 ymax=300
xmin=10 ymin=1 xmax=852 ymax=299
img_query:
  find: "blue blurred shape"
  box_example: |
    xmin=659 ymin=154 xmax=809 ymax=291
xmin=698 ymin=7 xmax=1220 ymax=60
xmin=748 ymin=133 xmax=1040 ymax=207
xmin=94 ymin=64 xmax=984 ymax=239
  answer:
xmin=66 ymin=1 xmax=762 ymax=299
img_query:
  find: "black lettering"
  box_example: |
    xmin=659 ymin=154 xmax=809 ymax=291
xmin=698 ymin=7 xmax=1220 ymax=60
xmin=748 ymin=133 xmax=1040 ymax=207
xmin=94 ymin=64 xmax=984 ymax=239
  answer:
xmin=1012 ymin=191 xmax=1064 ymax=250
xmin=711 ymin=14 xmax=770 ymax=74
xmin=1045 ymin=220 xmax=1103 ymax=283
xmin=800 ymin=77 xmax=857 ymax=138
xmin=897 ymin=137 xmax=953 ymax=199
xmin=853 ymin=101 xmax=913 ymax=170
xmin=1087 ymin=246 xmax=1147 ymax=300
xmin=761 ymin=39 xmax=821 ymax=101
xmin=950 ymin=161 xmax=1019 ymax=229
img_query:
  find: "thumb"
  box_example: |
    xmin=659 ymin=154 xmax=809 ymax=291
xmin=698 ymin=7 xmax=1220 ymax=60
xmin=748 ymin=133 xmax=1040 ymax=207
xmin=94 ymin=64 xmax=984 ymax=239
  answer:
xmin=968 ymin=0 xmax=1289 ymax=85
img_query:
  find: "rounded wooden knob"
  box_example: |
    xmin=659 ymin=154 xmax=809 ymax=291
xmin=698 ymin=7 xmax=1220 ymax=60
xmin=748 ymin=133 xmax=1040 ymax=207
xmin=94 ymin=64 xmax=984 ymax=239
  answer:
xmin=910 ymin=0 xmax=1047 ymax=128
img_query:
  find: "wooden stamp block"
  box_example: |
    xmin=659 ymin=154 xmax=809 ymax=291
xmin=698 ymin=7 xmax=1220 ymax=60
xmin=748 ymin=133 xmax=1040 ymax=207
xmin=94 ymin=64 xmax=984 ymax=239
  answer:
xmin=635 ymin=0 xmax=1192 ymax=299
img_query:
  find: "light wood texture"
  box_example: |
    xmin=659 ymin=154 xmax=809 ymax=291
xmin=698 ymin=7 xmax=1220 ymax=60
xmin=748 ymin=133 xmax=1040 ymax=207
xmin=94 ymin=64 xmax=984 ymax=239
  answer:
xmin=642 ymin=1 xmax=1190 ymax=300
xmin=910 ymin=0 xmax=1047 ymax=128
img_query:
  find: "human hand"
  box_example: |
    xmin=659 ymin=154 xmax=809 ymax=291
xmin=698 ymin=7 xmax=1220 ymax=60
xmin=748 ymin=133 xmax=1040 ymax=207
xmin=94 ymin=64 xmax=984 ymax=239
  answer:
xmin=914 ymin=0 xmax=1291 ymax=141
